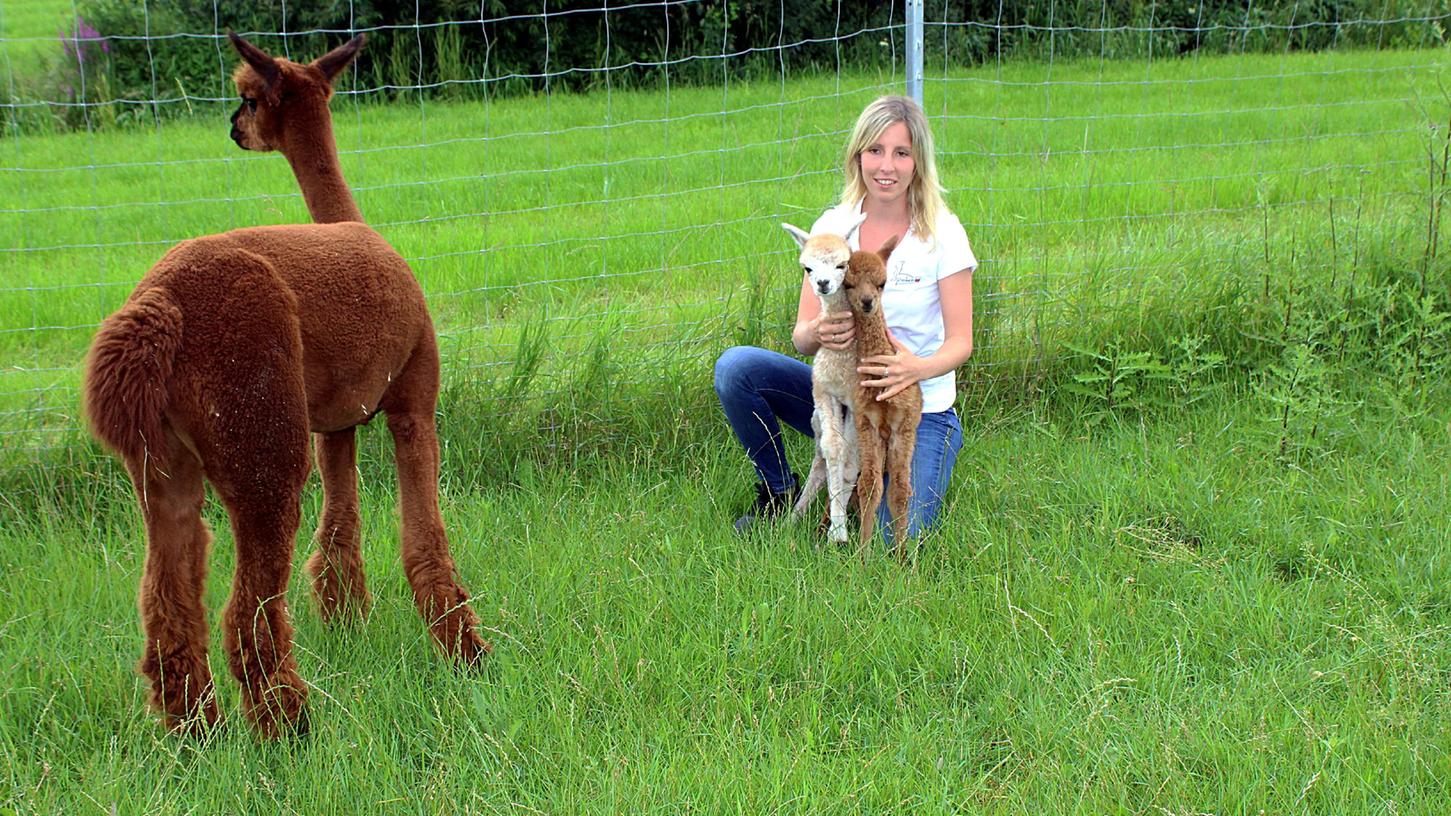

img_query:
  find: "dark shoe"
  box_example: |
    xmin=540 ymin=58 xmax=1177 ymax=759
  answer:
xmin=732 ymin=477 xmax=799 ymax=535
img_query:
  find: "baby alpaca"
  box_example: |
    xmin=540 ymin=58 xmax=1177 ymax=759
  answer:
xmin=784 ymin=215 xmax=865 ymax=542
xmin=844 ymin=235 xmax=922 ymax=557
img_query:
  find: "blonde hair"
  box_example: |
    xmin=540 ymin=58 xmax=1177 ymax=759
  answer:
xmin=839 ymin=95 xmax=948 ymax=244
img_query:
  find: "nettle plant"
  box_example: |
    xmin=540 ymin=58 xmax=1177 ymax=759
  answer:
xmin=1062 ymin=334 xmax=1226 ymax=426
xmin=1252 ymin=295 xmax=1356 ymax=462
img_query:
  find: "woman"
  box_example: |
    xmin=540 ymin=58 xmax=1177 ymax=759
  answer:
xmin=714 ymin=94 xmax=977 ymax=544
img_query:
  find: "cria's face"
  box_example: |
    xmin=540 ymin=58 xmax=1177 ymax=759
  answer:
xmin=844 ymin=252 xmax=887 ymax=316
xmin=800 ymin=237 xmax=850 ymax=298
xmin=802 ymin=249 xmax=848 ymax=297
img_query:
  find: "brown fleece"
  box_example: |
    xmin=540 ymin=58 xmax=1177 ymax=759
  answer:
xmin=845 ymin=235 xmax=923 ymax=559
xmin=84 ymin=34 xmax=489 ymax=740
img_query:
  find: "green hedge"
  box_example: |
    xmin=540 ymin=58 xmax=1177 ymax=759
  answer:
xmin=19 ymin=0 xmax=1451 ymax=133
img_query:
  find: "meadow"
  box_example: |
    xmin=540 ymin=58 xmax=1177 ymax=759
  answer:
xmin=0 ymin=40 xmax=1449 ymax=814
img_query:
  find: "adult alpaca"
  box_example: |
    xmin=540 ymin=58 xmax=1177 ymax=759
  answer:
xmin=783 ymin=216 xmax=865 ymax=542
xmin=844 ymin=235 xmax=922 ymax=556
xmin=85 ymin=45 xmax=488 ymax=740
xmin=226 ymin=31 xmax=393 ymax=622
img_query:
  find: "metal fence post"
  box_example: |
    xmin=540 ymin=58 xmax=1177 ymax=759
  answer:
xmin=906 ymin=0 xmax=924 ymax=103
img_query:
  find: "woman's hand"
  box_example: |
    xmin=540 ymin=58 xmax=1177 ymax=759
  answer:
xmin=813 ymin=310 xmax=855 ymax=352
xmin=857 ymin=334 xmax=926 ymax=400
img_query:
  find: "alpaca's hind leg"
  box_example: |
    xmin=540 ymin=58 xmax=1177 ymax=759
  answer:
xmin=383 ymin=344 xmax=488 ymax=665
xmin=791 ymin=409 xmax=827 ymax=520
xmin=219 ymin=488 xmax=309 ymax=738
xmin=202 ymin=351 xmax=311 ymax=736
xmin=885 ymin=422 xmax=918 ymax=559
xmin=132 ymin=435 xmax=219 ymax=734
xmin=308 ymin=428 xmax=371 ymax=621
xmin=211 ymin=415 xmax=311 ymax=737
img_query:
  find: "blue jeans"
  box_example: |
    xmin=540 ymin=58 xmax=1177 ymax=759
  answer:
xmin=713 ymin=345 xmax=963 ymax=543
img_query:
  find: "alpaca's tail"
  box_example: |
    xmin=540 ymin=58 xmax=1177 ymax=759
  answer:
xmin=84 ymin=286 xmax=183 ymax=470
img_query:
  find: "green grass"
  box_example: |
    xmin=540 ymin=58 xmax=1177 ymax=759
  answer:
xmin=1 ymin=376 xmax=1448 ymax=812
xmin=0 ymin=0 xmax=71 ymax=62
xmin=2 ymin=42 xmax=1451 ymax=813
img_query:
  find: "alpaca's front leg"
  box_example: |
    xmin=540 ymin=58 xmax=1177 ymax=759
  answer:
xmin=308 ymin=427 xmax=371 ymax=621
xmin=823 ymin=399 xmax=854 ymax=543
xmin=854 ymin=412 xmax=885 ymax=555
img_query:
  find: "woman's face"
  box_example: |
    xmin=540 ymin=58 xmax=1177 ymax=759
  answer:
xmin=858 ymin=120 xmax=915 ymax=209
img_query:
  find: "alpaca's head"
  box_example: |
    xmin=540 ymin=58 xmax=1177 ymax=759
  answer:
xmin=843 ymin=234 xmax=901 ymax=317
xmin=227 ymin=32 xmax=364 ymax=153
xmin=783 ymin=213 xmax=865 ymax=299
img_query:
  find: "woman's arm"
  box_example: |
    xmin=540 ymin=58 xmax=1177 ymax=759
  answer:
xmin=858 ymin=267 xmax=974 ymax=400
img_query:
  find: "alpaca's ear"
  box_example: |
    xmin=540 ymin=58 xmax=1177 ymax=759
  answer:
xmin=314 ymin=34 xmax=365 ymax=83
xmin=878 ymin=233 xmax=901 ymax=262
xmin=843 ymin=212 xmax=867 ymax=243
xmin=782 ymin=223 xmax=811 ymax=249
xmin=227 ymin=30 xmax=281 ymax=91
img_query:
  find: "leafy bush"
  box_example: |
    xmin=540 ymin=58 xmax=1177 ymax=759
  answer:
xmin=17 ymin=0 xmax=1450 ymax=134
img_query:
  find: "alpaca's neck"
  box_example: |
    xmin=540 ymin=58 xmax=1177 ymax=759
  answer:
xmin=282 ymin=116 xmax=364 ymax=224
xmin=854 ymin=308 xmax=894 ymax=358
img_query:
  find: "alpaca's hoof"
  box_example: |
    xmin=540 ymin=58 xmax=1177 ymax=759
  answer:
xmin=246 ymin=680 xmax=309 ymax=740
xmin=313 ymin=590 xmax=372 ymax=626
xmin=453 ymin=627 xmax=492 ymax=668
xmin=163 ymin=699 xmax=223 ymax=738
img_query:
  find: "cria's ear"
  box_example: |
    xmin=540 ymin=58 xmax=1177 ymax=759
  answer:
xmin=843 ymin=212 xmax=867 ymax=243
xmin=313 ymin=34 xmax=365 ymax=83
xmin=877 ymin=233 xmax=901 ymax=262
xmin=782 ymin=223 xmax=811 ymax=249
xmin=228 ymin=30 xmax=281 ymax=91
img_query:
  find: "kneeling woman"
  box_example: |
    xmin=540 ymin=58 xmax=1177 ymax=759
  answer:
xmin=714 ymin=94 xmax=978 ymax=545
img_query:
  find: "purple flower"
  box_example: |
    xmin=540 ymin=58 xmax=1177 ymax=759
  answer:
xmin=59 ymin=16 xmax=108 ymax=66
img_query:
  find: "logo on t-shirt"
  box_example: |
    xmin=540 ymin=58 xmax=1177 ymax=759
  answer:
xmin=890 ymin=262 xmax=922 ymax=287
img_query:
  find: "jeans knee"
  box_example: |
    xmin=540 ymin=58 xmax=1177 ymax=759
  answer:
xmin=713 ymin=346 xmax=752 ymax=399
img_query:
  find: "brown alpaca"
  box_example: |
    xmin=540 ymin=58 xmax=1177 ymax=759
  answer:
xmin=226 ymin=32 xmax=385 ymax=624
xmin=844 ymin=235 xmax=922 ymax=557
xmin=84 ymin=43 xmax=488 ymax=741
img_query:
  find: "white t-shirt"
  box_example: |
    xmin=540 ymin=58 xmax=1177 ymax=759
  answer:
xmin=810 ymin=201 xmax=977 ymax=413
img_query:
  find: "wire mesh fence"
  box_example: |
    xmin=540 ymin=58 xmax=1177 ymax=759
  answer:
xmin=1 ymin=1 xmax=1448 ymax=470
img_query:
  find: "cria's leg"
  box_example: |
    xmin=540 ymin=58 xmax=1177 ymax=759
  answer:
xmin=885 ymin=418 xmax=918 ymax=560
xmin=855 ymin=415 xmax=885 ymax=558
xmin=823 ymin=400 xmax=853 ymax=543
xmin=308 ymin=427 xmax=371 ymax=622
xmin=383 ymin=339 xmax=488 ymax=665
xmin=132 ymin=431 xmax=220 ymax=735
xmin=792 ymin=408 xmax=827 ymax=519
